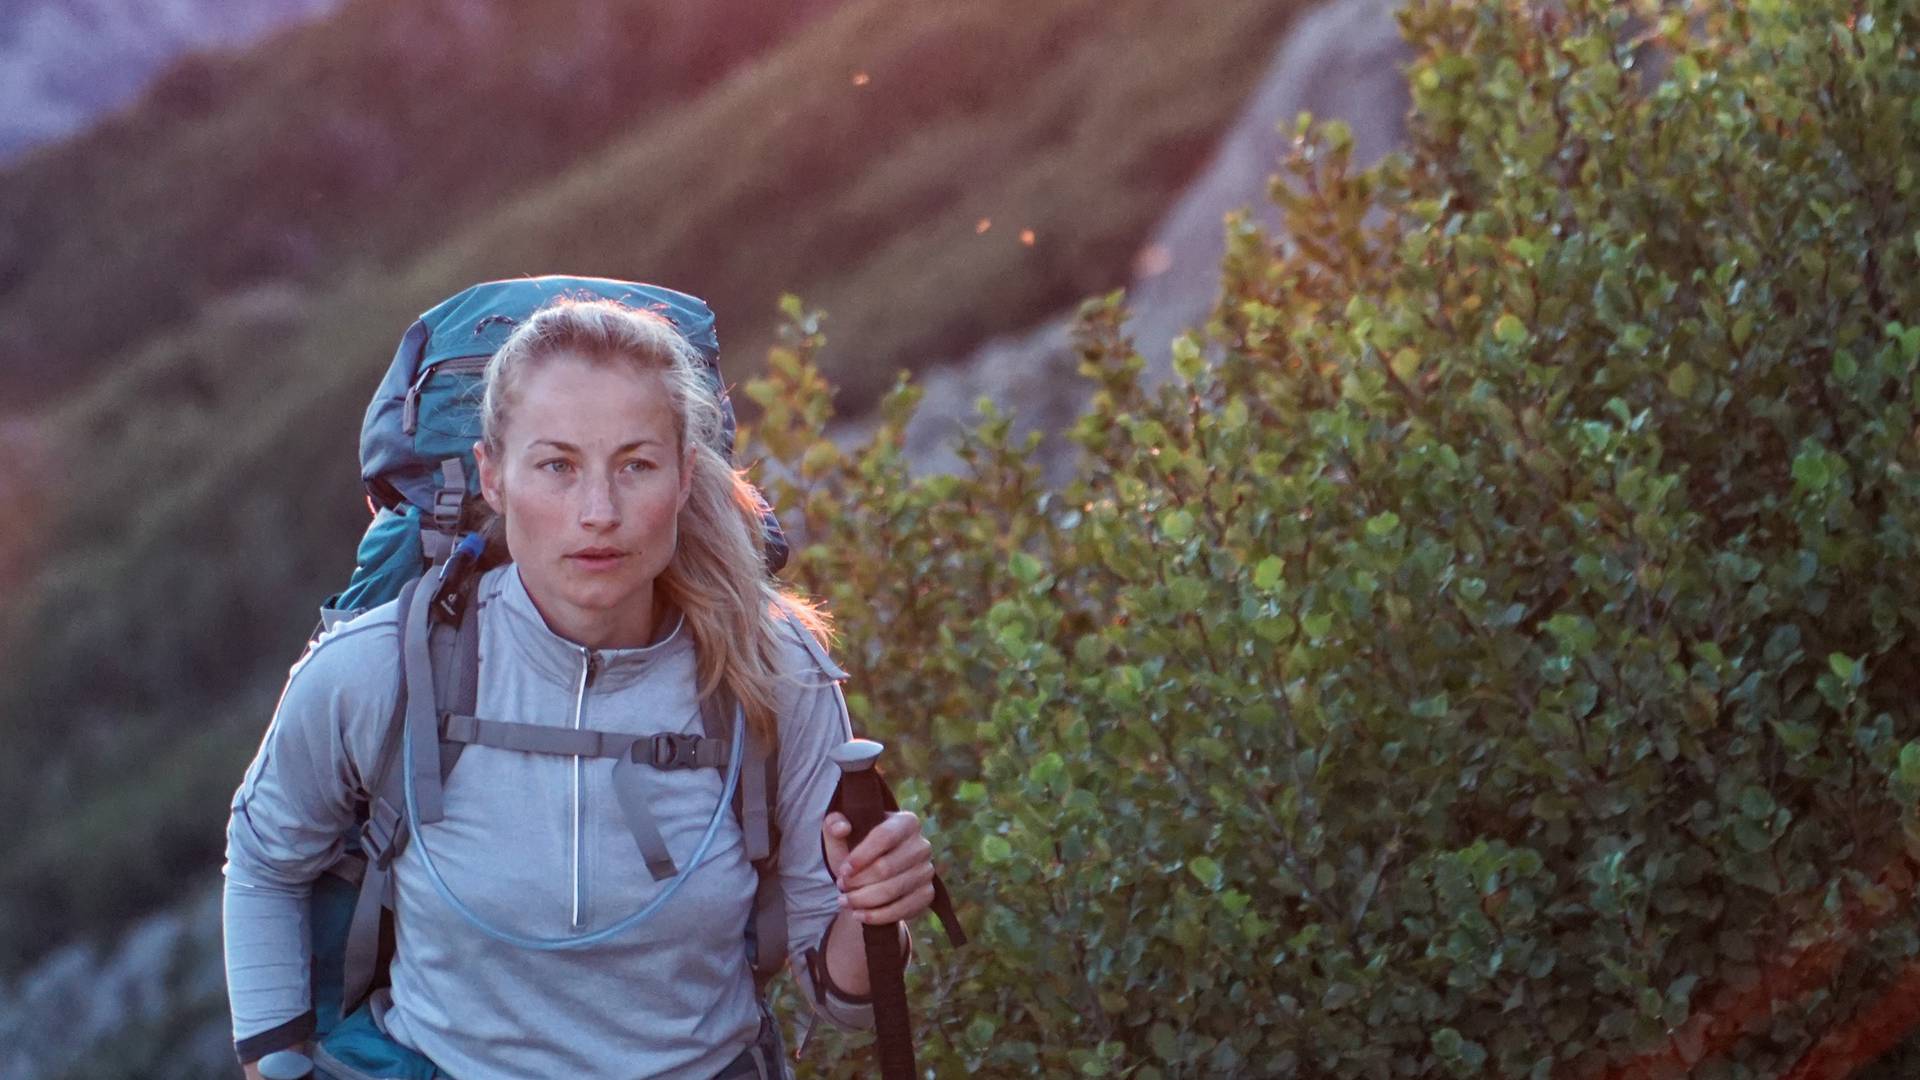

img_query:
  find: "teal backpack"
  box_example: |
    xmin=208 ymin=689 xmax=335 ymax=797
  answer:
xmin=242 ymin=276 xmax=806 ymax=1077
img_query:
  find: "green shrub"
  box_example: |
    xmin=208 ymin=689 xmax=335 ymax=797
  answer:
xmin=748 ymin=1 xmax=1920 ymax=1075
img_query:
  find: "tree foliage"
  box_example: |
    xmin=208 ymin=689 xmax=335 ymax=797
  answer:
xmin=748 ymin=1 xmax=1920 ymax=1075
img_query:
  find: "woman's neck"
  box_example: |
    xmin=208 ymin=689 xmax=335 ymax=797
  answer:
xmin=519 ymin=570 xmax=675 ymax=651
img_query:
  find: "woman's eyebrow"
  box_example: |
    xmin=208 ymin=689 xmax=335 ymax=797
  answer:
xmin=528 ymin=438 xmax=665 ymax=453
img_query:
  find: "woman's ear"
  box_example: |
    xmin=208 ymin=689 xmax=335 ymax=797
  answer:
xmin=474 ymin=439 xmax=505 ymax=515
xmin=676 ymin=442 xmax=696 ymax=511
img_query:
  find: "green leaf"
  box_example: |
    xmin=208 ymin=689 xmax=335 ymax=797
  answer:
xmin=1171 ymin=335 xmax=1205 ymax=383
xmin=1169 ymin=575 xmax=1209 ymax=610
xmin=1828 ymin=653 xmax=1859 ymax=681
xmin=1545 ymin=613 xmax=1598 ymax=653
xmin=1765 ymin=624 xmax=1802 ymax=663
xmin=1791 ymin=444 xmax=1834 ymax=490
xmin=1161 ymin=508 xmax=1195 ymax=541
xmin=1008 ymin=551 xmax=1044 ymax=585
xmin=1366 ymin=511 xmax=1402 ymax=538
xmin=980 ymin=834 xmax=1013 ymax=864
xmin=1253 ymin=555 xmax=1286 ymax=591
xmin=1187 ymin=856 xmax=1224 ymax=891
xmin=1898 ymin=742 xmax=1920 ymax=787
xmin=1666 ymin=361 xmax=1697 ymax=397
xmin=741 ymin=378 xmax=778 ymax=408
xmin=966 ymin=1016 xmax=997 ymax=1046
xmin=1494 ymin=313 xmax=1528 ymax=345
xmin=1030 ymin=751 xmax=1065 ymax=789
xmin=1390 ymin=347 xmax=1422 ymax=381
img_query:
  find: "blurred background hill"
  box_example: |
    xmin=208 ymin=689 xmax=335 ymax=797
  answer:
xmin=0 ymin=0 xmax=1411 ymax=1073
xmin=0 ymin=0 xmax=339 ymax=164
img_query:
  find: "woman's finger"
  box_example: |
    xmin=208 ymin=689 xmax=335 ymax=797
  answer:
xmin=836 ymin=810 xmax=922 ymax=881
xmin=820 ymin=812 xmax=855 ymax=864
xmin=849 ymin=881 xmax=938 ymax=926
xmin=841 ymin=860 xmax=937 ymax=914
xmin=840 ymin=833 xmax=933 ymax=892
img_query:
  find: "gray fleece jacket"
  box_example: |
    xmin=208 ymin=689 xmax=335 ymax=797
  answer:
xmin=223 ymin=565 xmax=890 ymax=1078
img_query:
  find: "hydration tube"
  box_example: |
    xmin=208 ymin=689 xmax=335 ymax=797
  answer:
xmin=403 ymin=537 xmax=748 ymax=950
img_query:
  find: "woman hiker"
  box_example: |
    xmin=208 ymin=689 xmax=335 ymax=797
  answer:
xmin=223 ymin=297 xmax=938 ymax=1078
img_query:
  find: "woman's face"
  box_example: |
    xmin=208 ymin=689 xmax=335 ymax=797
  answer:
xmin=475 ymin=351 xmax=693 ymax=649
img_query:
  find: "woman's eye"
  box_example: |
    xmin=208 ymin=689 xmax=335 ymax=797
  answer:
xmin=538 ymin=459 xmax=573 ymax=475
xmin=622 ymin=459 xmax=656 ymax=473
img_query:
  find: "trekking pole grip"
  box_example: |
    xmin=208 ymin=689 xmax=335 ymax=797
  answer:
xmin=830 ymin=739 xmax=917 ymax=1080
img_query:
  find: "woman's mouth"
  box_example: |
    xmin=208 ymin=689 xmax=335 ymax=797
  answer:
xmin=566 ymin=547 xmax=628 ymax=571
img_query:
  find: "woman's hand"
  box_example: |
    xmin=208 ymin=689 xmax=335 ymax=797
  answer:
xmin=821 ymin=809 xmax=936 ymax=925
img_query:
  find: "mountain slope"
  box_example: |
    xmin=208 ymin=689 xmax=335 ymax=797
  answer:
xmin=0 ymin=0 xmax=337 ymax=162
xmin=0 ymin=0 xmax=836 ymax=404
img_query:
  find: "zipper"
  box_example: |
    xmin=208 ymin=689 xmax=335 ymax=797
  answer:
xmin=401 ymin=356 xmax=491 ymax=435
xmin=571 ymin=647 xmax=599 ymax=928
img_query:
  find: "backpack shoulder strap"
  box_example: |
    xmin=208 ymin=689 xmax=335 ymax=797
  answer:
xmin=433 ymin=581 xmax=481 ymax=782
xmin=342 ymin=570 xmax=482 ymax=1014
xmin=342 ymin=576 xmax=420 ymax=1014
xmin=703 ymin=686 xmax=788 ymax=989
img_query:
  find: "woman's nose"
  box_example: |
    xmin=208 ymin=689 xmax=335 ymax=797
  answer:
xmin=578 ymin=475 xmax=620 ymax=528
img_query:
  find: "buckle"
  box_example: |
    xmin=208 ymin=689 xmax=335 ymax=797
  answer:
xmin=360 ymin=799 xmax=405 ymax=868
xmin=647 ymin=732 xmax=705 ymax=769
xmin=431 ymin=487 xmax=464 ymax=533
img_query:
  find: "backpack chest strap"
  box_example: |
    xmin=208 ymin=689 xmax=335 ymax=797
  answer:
xmin=439 ymin=712 xmax=729 ymax=882
xmin=440 ymin=713 xmax=731 ymax=769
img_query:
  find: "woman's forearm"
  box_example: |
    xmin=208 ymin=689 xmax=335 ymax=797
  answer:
xmin=821 ymin=907 xmax=909 ymax=999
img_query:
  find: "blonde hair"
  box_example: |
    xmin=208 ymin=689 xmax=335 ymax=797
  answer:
xmin=480 ymin=297 xmax=829 ymax=746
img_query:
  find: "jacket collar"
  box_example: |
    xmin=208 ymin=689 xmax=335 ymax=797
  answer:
xmin=480 ymin=564 xmax=692 ymax=691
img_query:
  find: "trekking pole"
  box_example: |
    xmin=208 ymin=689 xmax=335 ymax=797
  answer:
xmin=830 ymin=739 xmax=917 ymax=1080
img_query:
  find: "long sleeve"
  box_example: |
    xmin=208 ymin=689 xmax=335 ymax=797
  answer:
xmin=222 ymin=610 xmax=399 ymax=1055
xmin=770 ymin=626 xmax=913 ymax=1034
xmin=223 ymin=876 xmax=315 ymax=1058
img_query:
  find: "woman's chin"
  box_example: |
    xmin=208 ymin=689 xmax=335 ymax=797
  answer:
xmin=554 ymin=570 xmax=657 ymax=616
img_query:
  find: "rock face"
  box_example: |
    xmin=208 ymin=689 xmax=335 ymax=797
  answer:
xmin=854 ymin=0 xmax=1413 ymax=478
xmin=0 ymin=0 xmax=338 ymax=163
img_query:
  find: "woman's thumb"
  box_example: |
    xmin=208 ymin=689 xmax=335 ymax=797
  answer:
xmin=821 ymin=812 xmax=853 ymax=871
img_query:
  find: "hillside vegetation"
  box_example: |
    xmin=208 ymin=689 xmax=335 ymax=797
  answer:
xmin=746 ymin=1 xmax=1920 ymax=1074
xmin=0 ymin=0 xmax=1308 ymax=974
xmin=0 ymin=0 xmax=832 ymax=403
